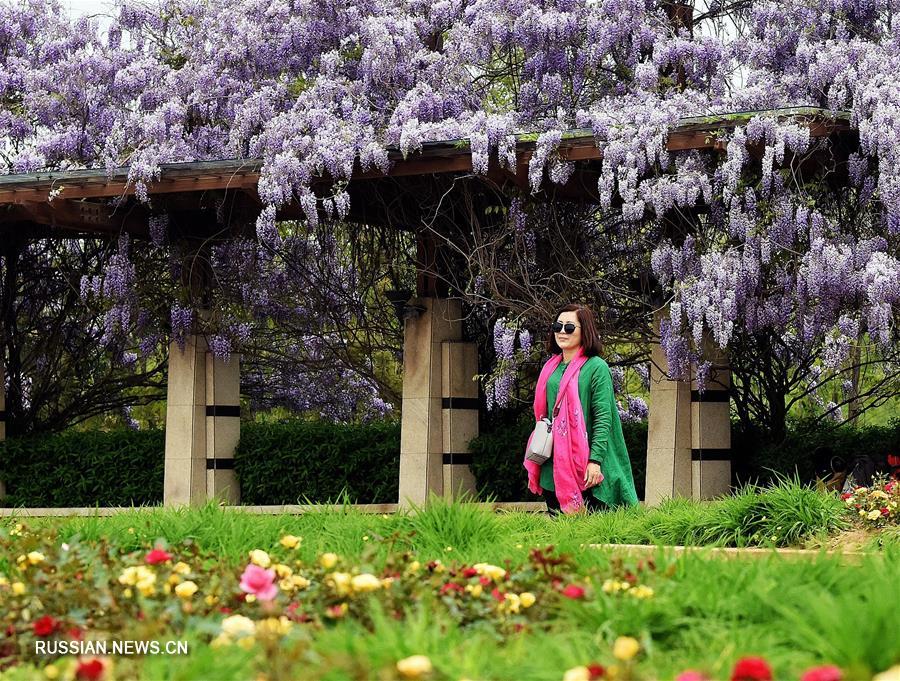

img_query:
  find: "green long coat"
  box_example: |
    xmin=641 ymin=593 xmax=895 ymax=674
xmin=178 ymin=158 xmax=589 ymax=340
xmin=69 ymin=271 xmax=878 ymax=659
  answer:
xmin=539 ymin=355 xmax=639 ymax=508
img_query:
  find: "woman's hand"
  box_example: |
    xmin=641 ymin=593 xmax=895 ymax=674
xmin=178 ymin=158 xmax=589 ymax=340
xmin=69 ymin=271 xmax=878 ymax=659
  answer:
xmin=584 ymin=462 xmax=602 ymax=487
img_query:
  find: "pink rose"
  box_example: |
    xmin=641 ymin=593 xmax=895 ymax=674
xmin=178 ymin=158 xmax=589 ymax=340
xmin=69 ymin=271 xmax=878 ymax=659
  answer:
xmin=145 ymin=548 xmax=173 ymax=565
xmin=800 ymin=666 xmax=842 ymax=681
xmin=676 ymin=672 xmax=710 ymax=681
xmin=239 ymin=564 xmax=278 ymax=601
xmin=561 ymin=584 xmax=586 ymax=599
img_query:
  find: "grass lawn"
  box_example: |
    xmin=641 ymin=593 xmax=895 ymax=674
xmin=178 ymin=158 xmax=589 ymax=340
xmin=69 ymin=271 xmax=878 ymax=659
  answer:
xmin=1 ymin=480 xmax=899 ymax=681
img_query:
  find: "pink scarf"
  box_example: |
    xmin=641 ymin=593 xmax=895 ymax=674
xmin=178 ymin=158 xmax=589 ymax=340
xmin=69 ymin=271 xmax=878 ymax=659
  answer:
xmin=523 ymin=348 xmax=600 ymax=514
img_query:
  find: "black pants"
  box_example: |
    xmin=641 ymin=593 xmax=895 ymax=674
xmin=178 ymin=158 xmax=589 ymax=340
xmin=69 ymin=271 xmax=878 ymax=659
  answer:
xmin=543 ymin=489 xmax=607 ymax=515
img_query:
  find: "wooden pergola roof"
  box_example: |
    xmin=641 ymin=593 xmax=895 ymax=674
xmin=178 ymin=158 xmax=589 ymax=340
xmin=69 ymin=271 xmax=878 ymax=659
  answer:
xmin=0 ymin=107 xmax=853 ymax=237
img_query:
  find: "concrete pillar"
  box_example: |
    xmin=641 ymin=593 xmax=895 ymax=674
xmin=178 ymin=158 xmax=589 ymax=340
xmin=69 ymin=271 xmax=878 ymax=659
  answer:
xmin=645 ymin=311 xmax=732 ymax=505
xmin=206 ymin=353 xmax=241 ymax=504
xmin=399 ymin=298 xmax=479 ymax=507
xmin=691 ymin=352 xmax=732 ymax=500
xmin=441 ymin=341 xmax=479 ymax=499
xmin=165 ymin=335 xmax=242 ymax=506
xmin=645 ymin=334 xmax=693 ymax=506
xmin=164 ymin=335 xmax=208 ymax=506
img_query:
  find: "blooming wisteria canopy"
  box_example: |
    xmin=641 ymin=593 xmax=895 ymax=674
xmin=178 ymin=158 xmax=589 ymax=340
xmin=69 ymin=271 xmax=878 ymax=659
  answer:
xmin=1 ymin=0 xmax=899 ymax=419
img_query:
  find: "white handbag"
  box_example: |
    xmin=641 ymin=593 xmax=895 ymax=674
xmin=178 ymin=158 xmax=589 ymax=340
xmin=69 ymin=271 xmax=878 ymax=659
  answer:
xmin=526 ymin=417 xmax=554 ymax=465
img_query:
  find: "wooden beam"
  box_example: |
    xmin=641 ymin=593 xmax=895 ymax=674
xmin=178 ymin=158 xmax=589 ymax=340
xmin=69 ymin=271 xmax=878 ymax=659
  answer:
xmin=0 ymin=200 xmax=148 ymax=236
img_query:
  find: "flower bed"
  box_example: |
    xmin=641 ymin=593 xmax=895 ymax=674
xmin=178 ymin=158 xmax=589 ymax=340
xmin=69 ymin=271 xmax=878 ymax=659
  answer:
xmin=1 ymin=499 xmax=899 ymax=680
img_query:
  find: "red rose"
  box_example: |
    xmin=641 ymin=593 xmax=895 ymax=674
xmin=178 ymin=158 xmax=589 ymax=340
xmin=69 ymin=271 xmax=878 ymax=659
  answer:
xmin=561 ymin=584 xmax=586 ymax=600
xmin=885 ymin=481 xmax=895 ymax=493
xmin=440 ymin=582 xmax=464 ymax=596
xmin=462 ymin=568 xmax=479 ymax=579
xmin=731 ymin=657 xmax=773 ymax=681
xmin=75 ymin=658 xmax=105 ymax=680
xmin=67 ymin=627 xmax=84 ymax=641
xmin=145 ymin=548 xmax=173 ymax=565
xmin=840 ymin=492 xmax=853 ymax=500
xmin=587 ymin=663 xmax=606 ymax=679
xmin=479 ymin=576 xmax=491 ymax=587
xmin=32 ymin=615 xmax=57 ymax=637
xmin=800 ymin=665 xmax=842 ymax=681
xmin=491 ymin=588 xmax=505 ymax=602
xmin=219 ymin=606 xmax=233 ymax=614
xmin=881 ymin=507 xmax=890 ymax=516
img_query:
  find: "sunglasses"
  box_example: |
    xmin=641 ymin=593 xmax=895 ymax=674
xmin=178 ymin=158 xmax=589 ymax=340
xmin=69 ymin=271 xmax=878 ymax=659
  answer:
xmin=552 ymin=322 xmax=580 ymax=334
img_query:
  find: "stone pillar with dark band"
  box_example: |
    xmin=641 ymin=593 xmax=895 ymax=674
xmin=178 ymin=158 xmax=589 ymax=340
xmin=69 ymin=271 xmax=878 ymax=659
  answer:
xmin=690 ymin=354 xmax=731 ymax=500
xmin=645 ymin=323 xmax=693 ymax=505
xmin=645 ymin=310 xmax=733 ymax=505
xmin=164 ymin=335 xmax=208 ymax=506
xmin=205 ymin=352 xmax=241 ymax=504
xmin=399 ymin=298 xmax=479 ymax=506
xmin=441 ymin=340 xmax=479 ymax=498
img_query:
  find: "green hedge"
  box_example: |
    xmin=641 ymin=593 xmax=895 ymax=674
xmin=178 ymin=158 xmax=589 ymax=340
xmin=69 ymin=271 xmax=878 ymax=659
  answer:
xmin=234 ymin=421 xmax=400 ymax=505
xmin=3 ymin=416 xmax=894 ymax=508
xmin=469 ymin=418 xmax=648 ymax=501
xmin=733 ymin=418 xmax=900 ymax=486
xmin=0 ymin=429 xmax=165 ymax=507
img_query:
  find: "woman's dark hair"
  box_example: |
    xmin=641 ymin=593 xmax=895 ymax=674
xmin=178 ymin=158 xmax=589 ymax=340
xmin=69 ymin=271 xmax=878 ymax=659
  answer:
xmin=547 ymin=304 xmax=603 ymax=356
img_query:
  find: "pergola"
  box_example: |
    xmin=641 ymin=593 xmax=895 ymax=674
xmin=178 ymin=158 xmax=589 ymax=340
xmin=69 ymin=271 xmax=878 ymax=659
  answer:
xmin=0 ymin=107 xmax=855 ymax=507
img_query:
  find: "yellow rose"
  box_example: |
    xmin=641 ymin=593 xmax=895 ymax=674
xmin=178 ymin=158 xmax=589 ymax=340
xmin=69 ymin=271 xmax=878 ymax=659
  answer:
xmin=396 ymin=655 xmax=433 ymax=679
xmin=563 ymin=667 xmax=591 ymax=681
xmin=613 ymin=636 xmax=640 ymax=661
xmin=273 ymin=563 xmax=293 ymax=579
xmin=320 ymin=553 xmax=339 ymax=569
xmin=502 ymin=593 xmax=521 ymax=613
xmin=257 ymin=616 xmax=293 ymax=637
xmin=26 ymin=551 xmax=45 ymax=565
xmin=248 ymin=549 xmax=271 ymax=568
xmin=12 ymin=582 xmax=26 ymax=595
xmin=327 ymin=572 xmax=352 ymax=596
xmin=465 ymin=584 xmax=483 ymax=598
xmin=279 ymin=534 xmax=301 ymax=549
xmin=519 ymin=592 xmax=536 ymax=608
xmin=44 ymin=663 xmax=60 ymax=679
xmin=221 ymin=614 xmax=256 ymax=638
xmin=628 ymin=585 xmax=654 ymax=599
xmin=867 ymin=509 xmax=882 ymax=521
xmin=291 ymin=575 xmax=311 ymax=590
xmin=167 ymin=573 xmax=182 ymax=586
xmin=174 ymin=581 xmax=198 ymax=599
xmin=602 ymin=579 xmax=623 ymax=594
xmin=351 ymin=573 xmax=382 ymax=593
xmin=472 ymin=563 xmax=505 ymax=582
xmin=173 ymin=562 xmax=191 ymax=575
xmin=872 ymin=665 xmax=900 ymax=681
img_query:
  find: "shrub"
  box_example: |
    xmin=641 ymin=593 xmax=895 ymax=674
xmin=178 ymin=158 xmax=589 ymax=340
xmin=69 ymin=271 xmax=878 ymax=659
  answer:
xmin=234 ymin=420 xmax=400 ymax=505
xmin=0 ymin=429 xmax=165 ymax=507
xmin=732 ymin=418 xmax=900 ymax=486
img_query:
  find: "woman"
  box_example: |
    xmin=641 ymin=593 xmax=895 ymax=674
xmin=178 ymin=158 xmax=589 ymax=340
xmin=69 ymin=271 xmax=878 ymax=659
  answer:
xmin=523 ymin=304 xmax=639 ymax=514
